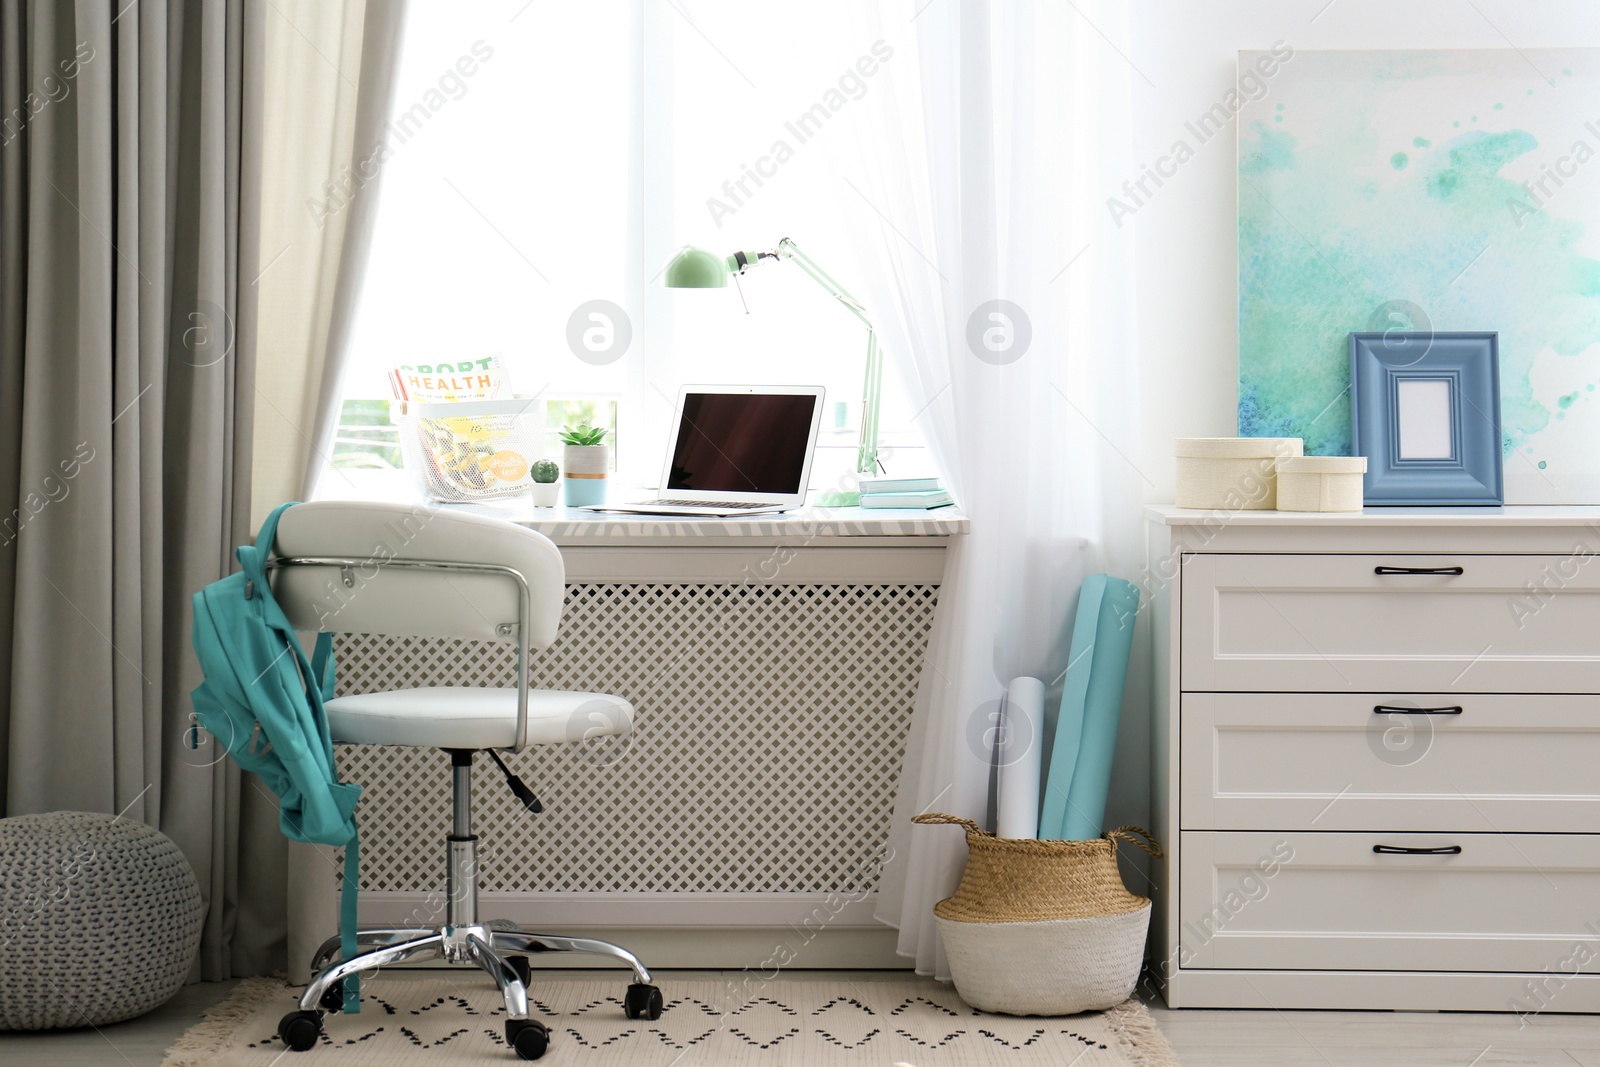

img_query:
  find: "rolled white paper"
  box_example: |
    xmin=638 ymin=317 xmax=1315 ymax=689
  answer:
xmin=996 ymin=676 xmax=1046 ymax=839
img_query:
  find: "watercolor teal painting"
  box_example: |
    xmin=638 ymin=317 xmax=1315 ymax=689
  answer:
xmin=1238 ymin=49 xmax=1600 ymax=503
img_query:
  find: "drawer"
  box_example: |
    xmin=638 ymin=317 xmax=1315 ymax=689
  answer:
xmin=1181 ymin=693 xmax=1600 ymax=832
xmin=1181 ymin=553 xmax=1600 ymax=692
xmin=1180 ymin=831 xmax=1600 ymax=972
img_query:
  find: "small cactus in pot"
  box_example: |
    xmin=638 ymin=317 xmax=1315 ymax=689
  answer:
xmin=530 ymin=458 xmax=561 ymax=506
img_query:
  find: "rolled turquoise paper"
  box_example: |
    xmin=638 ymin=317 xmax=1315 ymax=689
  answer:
xmin=1038 ymin=574 xmax=1141 ymax=840
xmin=1038 ymin=618 xmax=1088 ymax=841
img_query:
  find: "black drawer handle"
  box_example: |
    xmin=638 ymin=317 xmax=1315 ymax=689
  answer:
xmin=1373 ymin=844 xmax=1462 ymax=856
xmin=1374 ymin=566 xmax=1464 ymax=576
xmin=1373 ymin=704 xmax=1463 ymax=716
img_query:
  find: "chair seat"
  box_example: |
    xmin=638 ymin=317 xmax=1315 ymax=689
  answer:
xmin=325 ymin=687 xmax=633 ymax=749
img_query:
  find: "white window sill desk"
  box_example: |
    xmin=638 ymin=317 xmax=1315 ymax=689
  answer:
xmin=290 ymin=496 xmax=966 ymax=974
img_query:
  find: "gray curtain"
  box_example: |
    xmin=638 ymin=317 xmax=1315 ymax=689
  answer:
xmin=0 ymin=0 xmax=279 ymax=978
xmin=0 ymin=0 xmax=408 ymax=979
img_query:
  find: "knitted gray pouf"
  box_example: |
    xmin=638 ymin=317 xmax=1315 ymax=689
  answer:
xmin=0 ymin=811 xmax=204 ymax=1030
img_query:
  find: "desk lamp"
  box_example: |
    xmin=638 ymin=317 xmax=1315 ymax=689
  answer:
xmin=663 ymin=238 xmax=882 ymax=507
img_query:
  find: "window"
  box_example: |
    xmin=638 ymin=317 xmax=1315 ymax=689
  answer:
xmin=326 ymin=1 xmax=929 ymax=498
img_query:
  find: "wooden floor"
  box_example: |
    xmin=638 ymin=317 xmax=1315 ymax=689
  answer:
xmin=1142 ymin=999 xmax=1600 ymax=1066
xmin=3 ymin=971 xmax=1599 ymax=1065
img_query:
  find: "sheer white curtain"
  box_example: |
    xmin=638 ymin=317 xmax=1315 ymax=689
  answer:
xmin=831 ymin=0 xmax=1144 ymax=977
xmin=251 ymin=0 xmax=409 ymax=523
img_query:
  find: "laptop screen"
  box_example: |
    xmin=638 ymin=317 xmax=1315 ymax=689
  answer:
xmin=666 ymin=391 xmax=819 ymax=494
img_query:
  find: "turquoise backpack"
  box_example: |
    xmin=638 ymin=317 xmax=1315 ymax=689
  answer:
xmin=190 ymin=501 xmax=364 ymax=1011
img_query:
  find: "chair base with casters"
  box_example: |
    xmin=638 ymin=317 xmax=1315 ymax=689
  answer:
xmin=261 ymin=501 xmax=663 ymax=1061
xmin=279 ymin=749 xmax=662 ymax=1061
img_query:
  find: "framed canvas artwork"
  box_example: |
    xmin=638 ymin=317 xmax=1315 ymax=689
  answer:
xmin=1237 ymin=49 xmax=1600 ymax=503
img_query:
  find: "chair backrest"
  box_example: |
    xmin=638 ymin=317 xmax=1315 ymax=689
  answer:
xmin=269 ymin=501 xmax=565 ymax=647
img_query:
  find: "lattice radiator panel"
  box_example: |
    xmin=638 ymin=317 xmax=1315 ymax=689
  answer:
xmin=334 ymin=582 xmax=938 ymax=897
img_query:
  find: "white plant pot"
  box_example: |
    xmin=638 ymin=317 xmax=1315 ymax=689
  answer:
xmin=530 ymin=481 xmax=560 ymax=507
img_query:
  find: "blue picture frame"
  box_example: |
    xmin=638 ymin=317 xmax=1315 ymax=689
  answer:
xmin=1349 ymin=331 xmax=1503 ymax=506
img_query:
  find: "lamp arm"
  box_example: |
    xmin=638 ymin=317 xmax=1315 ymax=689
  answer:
xmin=773 ymin=237 xmax=882 ymax=478
xmin=775 ymin=238 xmax=873 ymax=329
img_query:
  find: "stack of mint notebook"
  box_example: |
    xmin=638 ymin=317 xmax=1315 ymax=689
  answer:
xmin=857 ymin=476 xmax=954 ymax=509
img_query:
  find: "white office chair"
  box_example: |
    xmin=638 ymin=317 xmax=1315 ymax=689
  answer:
xmin=265 ymin=501 xmax=660 ymax=1061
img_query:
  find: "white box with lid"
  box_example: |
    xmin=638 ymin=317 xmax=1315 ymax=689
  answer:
xmin=1275 ymin=455 xmax=1366 ymax=512
xmin=1173 ymin=437 xmax=1302 ymax=510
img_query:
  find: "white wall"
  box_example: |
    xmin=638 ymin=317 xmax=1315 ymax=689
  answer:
xmin=1127 ymin=0 xmax=1600 ymax=501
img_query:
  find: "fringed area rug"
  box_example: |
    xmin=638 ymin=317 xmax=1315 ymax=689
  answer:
xmin=164 ymin=973 xmax=1180 ymax=1065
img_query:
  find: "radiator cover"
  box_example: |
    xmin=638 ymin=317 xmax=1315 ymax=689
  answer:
xmin=333 ymin=581 xmax=939 ymax=900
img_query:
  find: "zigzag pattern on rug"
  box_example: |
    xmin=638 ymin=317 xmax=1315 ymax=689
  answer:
xmin=164 ymin=976 xmax=1182 ymax=1066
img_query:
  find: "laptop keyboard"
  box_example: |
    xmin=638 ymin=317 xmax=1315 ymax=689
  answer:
xmin=627 ymin=499 xmax=775 ymax=509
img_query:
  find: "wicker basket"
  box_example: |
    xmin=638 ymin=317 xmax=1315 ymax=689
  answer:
xmin=915 ymin=813 xmax=1162 ymax=1016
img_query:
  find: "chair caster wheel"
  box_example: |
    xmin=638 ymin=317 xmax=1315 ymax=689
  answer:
xmin=278 ymin=1009 xmax=324 ymax=1051
xmin=624 ymin=983 xmax=663 ymax=1020
xmin=507 ymin=954 xmax=532 ymax=989
xmin=506 ymin=1018 xmax=549 ymax=1060
xmin=319 ymin=980 xmax=347 ymax=1013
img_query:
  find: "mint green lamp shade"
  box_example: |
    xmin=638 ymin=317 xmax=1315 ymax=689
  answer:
xmin=663 ymin=246 xmax=732 ymax=288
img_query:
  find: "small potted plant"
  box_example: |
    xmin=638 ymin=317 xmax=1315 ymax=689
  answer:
xmin=560 ymin=424 xmax=610 ymax=507
xmin=529 ymin=458 xmax=560 ymax=507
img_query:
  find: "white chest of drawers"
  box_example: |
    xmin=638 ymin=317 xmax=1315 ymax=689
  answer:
xmin=1148 ymin=505 xmax=1600 ymax=1012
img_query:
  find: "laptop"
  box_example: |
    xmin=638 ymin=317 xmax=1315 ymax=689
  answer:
xmin=589 ymin=385 xmax=825 ymax=516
